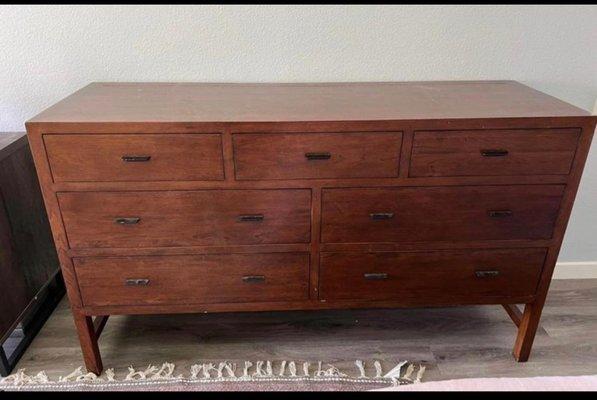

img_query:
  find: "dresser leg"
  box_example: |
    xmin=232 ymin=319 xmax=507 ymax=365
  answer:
xmin=512 ymin=302 xmax=543 ymax=362
xmin=72 ymin=311 xmax=103 ymax=375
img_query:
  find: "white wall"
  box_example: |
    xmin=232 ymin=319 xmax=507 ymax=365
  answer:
xmin=1 ymin=5 xmax=596 ymax=262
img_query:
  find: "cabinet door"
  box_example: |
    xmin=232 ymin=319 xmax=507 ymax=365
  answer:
xmin=0 ymin=192 xmax=28 ymax=341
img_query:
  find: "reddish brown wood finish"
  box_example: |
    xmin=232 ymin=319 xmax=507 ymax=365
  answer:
xmin=27 ymin=81 xmax=591 ymax=123
xmin=320 ymin=248 xmax=547 ymax=300
xmin=321 ymin=185 xmax=564 ymax=243
xmin=502 ymin=304 xmax=523 ymax=327
xmin=233 ymin=132 xmax=403 ymax=180
xmin=45 ymin=134 xmax=224 ymax=182
xmin=75 ymin=253 xmax=309 ymax=306
xmin=24 ymin=81 xmax=596 ymax=373
xmin=58 ymin=189 xmax=311 ymax=248
xmin=410 ymin=128 xmax=580 ymax=177
xmin=72 ymin=312 xmax=102 ymax=375
xmin=92 ymin=315 xmax=109 ymax=338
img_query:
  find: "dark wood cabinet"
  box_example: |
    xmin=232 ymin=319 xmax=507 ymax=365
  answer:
xmin=0 ymin=132 xmax=62 ymax=376
xmin=25 ymin=81 xmax=596 ymax=375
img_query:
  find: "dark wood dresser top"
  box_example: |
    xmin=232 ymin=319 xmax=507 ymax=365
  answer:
xmin=27 ymin=81 xmax=593 ymax=124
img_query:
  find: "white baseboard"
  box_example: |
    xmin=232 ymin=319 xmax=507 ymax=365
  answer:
xmin=553 ymin=261 xmax=597 ymax=279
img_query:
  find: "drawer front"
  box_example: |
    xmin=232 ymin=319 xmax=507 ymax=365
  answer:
xmin=233 ymin=132 xmax=402 ymax=180
xmin=320 ymin=248 xmax=547 ymax=300
xmin=59 ymin=190 xmax=311 ymax=248
xmin=75 ymin=253 xmax=310 ymax=306
xmin=410 ymin=128 xmax=580 ymax=177
xmin=44 ymin=134 xmax=224 ymax=182
xmin=321 ymin=185 xmax=564 ymax=243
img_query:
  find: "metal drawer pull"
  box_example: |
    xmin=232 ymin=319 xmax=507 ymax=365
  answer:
xmin=364 ymin=273 xmax=389 ymax=280
xmin=481 ymin=149 xmax=508 ymax=157
xmin=122 ymin=155 xmax=151 ymax=162
xmin=488 ymin=210 xmax=513 ymax=218
xmin=475 ymin=270 xmax=500 ymax=278
xmin=125 ymin=278 xmax=150 ymax=286
xmin=242 ymin=275 xmax=266 ymax=283
xmin=369 ymin=212 xmax=394 ymax=220
xmin=115 ymin=217 xmax=141 ymax=225
xmin=238 ymin=214 xmax=264 ymax=222
xmin=305 ymin=152 xmax=331 ymax=160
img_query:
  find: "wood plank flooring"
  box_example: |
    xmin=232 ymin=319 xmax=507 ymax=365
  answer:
xmin=11 ymin=279 xmax=597 ymax=383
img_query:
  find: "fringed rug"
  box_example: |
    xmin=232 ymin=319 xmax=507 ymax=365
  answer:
xmin=0 ymin=359 xmax=425 ymax=391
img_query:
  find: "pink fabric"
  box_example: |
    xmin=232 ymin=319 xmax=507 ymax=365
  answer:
xmin=377 ymin=375 xmax=597 ymax=391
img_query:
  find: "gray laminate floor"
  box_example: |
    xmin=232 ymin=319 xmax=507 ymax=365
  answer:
xmin=11 ymin=279 xmax=597 ymax=382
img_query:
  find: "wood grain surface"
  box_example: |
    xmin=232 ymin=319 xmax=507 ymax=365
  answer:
xmin=410 ymin=128 xmax=580 ymax=177
xmin=27 ymin=81 xmax=591 ymax=123
xmin=321 ymin=185 xmax=565 ymax=243
xmin=45 ymin=134 xmax=224 ymax=182
xmin=58 ymin=189 xmax=311 ymax=248
xmin=24 ymin=81 xmax=597 ymax=373
xmin=319 ymin=248 xmax=547 ymax=300
xmin=233 ymin=132 xmax=403 ymax=180
xmin=75 ymin=253 xmax=310 ymax=306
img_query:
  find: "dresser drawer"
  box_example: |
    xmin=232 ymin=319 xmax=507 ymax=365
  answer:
xmin=58 ymin=189 xmax=311 ymax=248
xmin=233 ymin=132 xmax=402 ymax=180
xmin=410 ymin=128 xmax=580 ymax=177
xmin=44 ymin=134 xmax=224 ymax=182
xmin=74 ymin=253 xmax=310 ymax=306
xmin=321 ymin=185 xmax=563 ymax=243
xmin=320 ymin=248 xmax=547 ymax=300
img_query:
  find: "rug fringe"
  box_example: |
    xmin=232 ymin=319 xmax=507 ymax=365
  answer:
xmin=0 ymin=360 xmax=425 ymax=387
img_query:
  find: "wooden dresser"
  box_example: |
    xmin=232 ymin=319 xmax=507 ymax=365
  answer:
xmin=26 ymin=81 xmax=596 ymax=374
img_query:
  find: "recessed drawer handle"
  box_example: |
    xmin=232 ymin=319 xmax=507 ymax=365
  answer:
xmin=242 ymin=275 xmax=266 ymax=283
xmin=238 ymin=214 xmax=264 ymax=222
xmin=125 ymin=278 xmax=150 ymax=286
xmin=115 ymin=217 xmax=141 ymax=225
xmin=305 ymin=152 xmax=331 ymax=160
xmin=364 ymin=273 xmax=388 ymax=280
xmin=369 ymin=212 xmax=394 ymax=220
xmin=475 ymin=270 xmax=500 ymax=278
xmin=122 ymin=155 xmax=151 ymax=162
xmin=481 ymin=149 xmax=508 ymax=157
xmin=488 ymin=210 xmax=513 ymax=218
